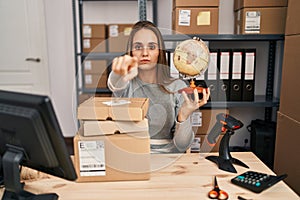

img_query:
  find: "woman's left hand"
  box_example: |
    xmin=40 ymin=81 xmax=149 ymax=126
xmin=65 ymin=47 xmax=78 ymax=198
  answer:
xmin=177 ymin=88 xmax=210 ymax=122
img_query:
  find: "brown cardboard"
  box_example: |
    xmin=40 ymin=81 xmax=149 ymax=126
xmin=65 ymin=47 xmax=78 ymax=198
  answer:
xmin=195 ymin=109 xmax=229 ymax=135
xmin=190 ymin=135 xmax=223 ymax=153
xmin=173 ymin=0 xmax=219 ymax=8
xmin=285 ymin=0 xmax=300 ymax=35
xmin=77 ymin=97 xmax=149 ymax=121
xmin=83 ymin=60 xmax=107 ymax=74
xmin=235 ymin=7 xmax=287 ymax=34
xmin=234 ymin=0 xmax=288 ymax=11
xmin=82 ymin=24 xmax=106 ymax=38
xmin=82 ymin=119 xmax=148 ymax=136
xmin=73 ymin=130 xmax=150 ymax=182
xmin=274 ymin=112 xmax=300 ymax=194
xmin=108 ymin=24 xmax=133 ymax=52
xmin=173 ymin=7 xmax=219 ymax=34
xmin=84 ymin=73 xmax=108 ymax=89
xmin=78 ymin=93 xmax=112 ymax=105
xmin=82 ymin=38 xmax=106 ymax=53
xmin=279 ymin=34 xmax=300 ymax=122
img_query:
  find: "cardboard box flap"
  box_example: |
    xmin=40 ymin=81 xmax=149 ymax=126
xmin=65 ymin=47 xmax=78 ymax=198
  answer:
xmin=234 ymin=0 xmax=288 ymax=11
xmin=173 ymin=0 xmax=220 ymax=8
xmin=78 ymin=97 xmax=149 ymax=121
xmin=82 ymin=119 xmax=149 ymax=136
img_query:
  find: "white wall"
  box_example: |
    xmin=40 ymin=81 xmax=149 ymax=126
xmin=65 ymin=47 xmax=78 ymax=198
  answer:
xmin=44 ymin=0 xmax=78 ymax=137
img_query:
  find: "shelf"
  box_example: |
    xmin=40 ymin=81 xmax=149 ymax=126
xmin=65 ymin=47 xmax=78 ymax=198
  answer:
xmin=73 ymin=0 xmax=283 ymax=121
xmin=204 ymin=95 xmax=280 ymax=108
xmin=79 ymin=52 xmax=124 ymax=60
xmin=81 ymin=0 xmax=152 ymax=1
xmin=77 ymin=88 xmax=279 ymax=108
xmin=80 ymin=88 xmax=111 ymax=93
xmin=163 ymin=34 xmax=284 ymax=42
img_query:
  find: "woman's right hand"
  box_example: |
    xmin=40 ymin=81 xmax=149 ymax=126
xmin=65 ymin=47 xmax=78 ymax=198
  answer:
xmin=112 ymin=55 xmax=139 ymax=81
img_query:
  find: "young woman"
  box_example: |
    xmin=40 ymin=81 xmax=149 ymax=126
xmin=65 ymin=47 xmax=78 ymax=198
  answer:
xmin=107 ymin=21 xmax=210 ymax=153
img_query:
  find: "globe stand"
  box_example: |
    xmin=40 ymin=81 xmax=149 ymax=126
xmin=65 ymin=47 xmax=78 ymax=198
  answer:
xmin=206 ymin=129 xmax=249 ymax=173
xmin=178 ymin=79 xmax=207 ymax=94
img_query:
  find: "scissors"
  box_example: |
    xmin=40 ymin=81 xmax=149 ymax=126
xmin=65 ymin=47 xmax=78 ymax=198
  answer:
xmin=208 ymin=176 xmax=229 ymax=200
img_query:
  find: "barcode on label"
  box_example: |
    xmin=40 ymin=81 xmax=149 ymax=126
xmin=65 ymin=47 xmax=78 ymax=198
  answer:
xmin=81 ymin=164 xmax=104 ymax=169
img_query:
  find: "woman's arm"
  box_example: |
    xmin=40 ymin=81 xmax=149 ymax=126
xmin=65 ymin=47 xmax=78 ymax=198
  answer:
xmin=107 ymin=71 xmax=129 ymax=92
xmin=173 ymin=116 xmax=195 ymax=152
xmin=171 ymin=88 xmax=210 ymax=153
xmin=107 ymin=55 xmax=138 ymax=95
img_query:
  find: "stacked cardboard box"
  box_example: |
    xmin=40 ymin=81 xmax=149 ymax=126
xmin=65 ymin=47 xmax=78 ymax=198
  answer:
xmin=274 ymin=0 xmax=300 ymax=195
xmin=82 ymin=24 xmax=106 ymax=53
xmin=82 ymin=59 xmax=108 ymax=89
xmin=82 ymin=24 xmax=108 ymax=89
xmin=234 ymin=0 xmax=288 ymax=34
xmin=191 ymin=108 xmax=229 ymax=153
xmin=74 ymin=97 xmax=151 ymax=182
xmin=107 ymin=24 xmax=133 ymax=53
xmin=172 ymin=0 xmax=219 ymax=34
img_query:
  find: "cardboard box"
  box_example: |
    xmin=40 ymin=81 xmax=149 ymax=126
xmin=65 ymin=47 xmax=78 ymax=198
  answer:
xmin=82 ymin=119 xmax=148 ymax=136
xmin=82 ymin=24 xmax=106 ymax=38
xmin=84 ymin=73 xmax=108 ymax=89
xmin=274 ymin=112 xmax=300 ymax=194
xmin=78 ymin=93 xmax=112 ymax=105
xmin=78 ymin=97 xmax=149 ymax=121
xmin=82 ymin=38 xmax=106 ymax=53
xmin=83 ymin=60 xmax=107 ymax=74
xmin=73 ymin=130 xmax=150 ymax=182
xmin=107 ymin=24 xmax=133 ymax=52
xmin=193 ymin=109 xmax=229 ymax=135
xmin=173 ymin=7 xmax=219 ymax=34
xmin=234 ymin=0 xmax=288 ymax=11
xmin=190 ymin=135 xmax=222 ymax=153
xmin=279 ymin=34 xmax=300 ymax=122
xmin=285 ymin=0 xmax=300 ymax=35
xmin=234 ymin=7 xmax=287 ymax=34
xmin=173 ymin=0 xmax=219 ymax=8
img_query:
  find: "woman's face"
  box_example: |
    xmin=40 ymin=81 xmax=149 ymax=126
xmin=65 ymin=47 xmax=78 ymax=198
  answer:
xmin=132 ymin=28 xmax=159 ymax=71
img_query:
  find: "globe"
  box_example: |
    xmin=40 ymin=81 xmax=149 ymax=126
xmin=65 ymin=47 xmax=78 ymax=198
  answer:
xmin=173 ymin=38 xmax=210 ymax=77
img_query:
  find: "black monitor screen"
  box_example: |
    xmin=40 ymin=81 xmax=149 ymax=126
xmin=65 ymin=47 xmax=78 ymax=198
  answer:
xmin=0 ymin=90 xmax=77 ymax=199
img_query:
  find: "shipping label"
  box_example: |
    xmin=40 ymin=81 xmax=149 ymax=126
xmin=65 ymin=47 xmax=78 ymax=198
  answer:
xmin=78 ymin=140 xmax=106 ymax=176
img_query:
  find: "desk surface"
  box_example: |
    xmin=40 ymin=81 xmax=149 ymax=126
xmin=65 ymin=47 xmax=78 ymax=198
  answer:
xmin=1 ymin=152 xmax=299 ymax=200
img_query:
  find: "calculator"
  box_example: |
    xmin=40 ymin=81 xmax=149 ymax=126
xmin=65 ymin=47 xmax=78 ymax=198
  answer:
xmin=231 ymin=171 xmax=287 ymax=193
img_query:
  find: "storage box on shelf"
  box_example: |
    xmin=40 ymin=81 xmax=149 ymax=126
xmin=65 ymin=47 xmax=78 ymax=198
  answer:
xmin=82 ymin=24 xmax=107 ymax=53
xmin=234 ymin=0 xmax=288 ymax=11
xmin=274 ymin=111 xmax=300 ymax=194
xmin=284 ymin=0 xmax=300 ymax=36
xmin=107 ymin=24 xmax=134 ymax=53
xmin=278 ymin=34 xmax=300 ymax=122
xmin=274 ymin=0 xmax=300 ymax=194
xmin=234 ymin=0 xmax=288 ymax=34
xmin=172 ymin=0 xmax=219 ymax=34
xmin=81 ymin=24 xmax=108 ymax=91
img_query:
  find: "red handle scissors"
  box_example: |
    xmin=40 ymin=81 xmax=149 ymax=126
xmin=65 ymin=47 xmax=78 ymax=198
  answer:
xmin=208 ymin=176 xmax=229 ymax=200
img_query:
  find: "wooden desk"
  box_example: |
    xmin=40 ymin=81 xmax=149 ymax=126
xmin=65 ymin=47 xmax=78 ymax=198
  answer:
xmin=1 ymin=152 xmax=299 ymax=200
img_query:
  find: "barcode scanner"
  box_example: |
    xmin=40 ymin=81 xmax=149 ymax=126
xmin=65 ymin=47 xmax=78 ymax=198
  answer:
xmin=205 ymin=113 xmax=249 ymax=173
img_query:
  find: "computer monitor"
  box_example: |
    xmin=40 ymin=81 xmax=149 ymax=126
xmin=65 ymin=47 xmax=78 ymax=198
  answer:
xmin=0 ymin=90 xmax=77 ymax=200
